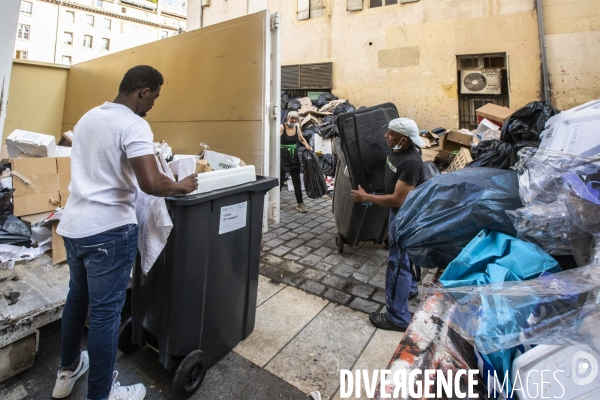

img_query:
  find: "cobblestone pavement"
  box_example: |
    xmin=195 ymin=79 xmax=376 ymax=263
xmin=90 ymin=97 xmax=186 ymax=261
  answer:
xmin=260 ymin=190 xmax=424 ymax=316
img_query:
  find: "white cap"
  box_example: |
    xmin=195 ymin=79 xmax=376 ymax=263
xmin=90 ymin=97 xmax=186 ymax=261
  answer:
xmin=386 ymin=118 xmax=425 ymax=147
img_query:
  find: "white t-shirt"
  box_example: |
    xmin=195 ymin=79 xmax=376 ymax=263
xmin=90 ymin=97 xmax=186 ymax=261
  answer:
xmin=57 ymin=102 xmax=154 ymax=238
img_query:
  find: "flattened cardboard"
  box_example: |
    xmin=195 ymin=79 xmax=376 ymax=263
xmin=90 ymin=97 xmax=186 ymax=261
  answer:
xmin=13 ymin=192 xmax=60 ymax=216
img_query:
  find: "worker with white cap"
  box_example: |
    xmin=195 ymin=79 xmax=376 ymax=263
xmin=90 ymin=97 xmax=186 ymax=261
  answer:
xmin=351 ymin=117 xmax=424 ymax=331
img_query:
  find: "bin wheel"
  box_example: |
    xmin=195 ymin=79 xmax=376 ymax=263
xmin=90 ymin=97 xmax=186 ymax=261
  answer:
xmin=336 ymin=233 xmax=344 ymax=254
xmin=117 ymin=317 xmax=139 ymax=354
xmin=173 ymin=350 xmax=207 ymax=399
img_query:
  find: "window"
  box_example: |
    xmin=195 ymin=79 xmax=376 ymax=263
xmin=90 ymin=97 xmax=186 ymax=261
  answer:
xmin=85 ymin=14 xmax=94 ymax=27
xmin=83 ymin=35 xmax=93 ymax=48
xmin=15 ymin=50 xmax=28 ymax=60
xmin=369 ymin=0 xmax=398 ymax=7
xmin=66 ymin=10 xmax=75 ymax=23
xmin=20 ymin=1 xmax=32 ymax=14
xmin=297 ymin=0 xmax=325 ymax=20
xmin=121 ymin=7 xmax=126 ymax=13
xmin=96 ymin=0 xmax=103 ymax=8
xmin=17 ymin=24 xmax=30 ymax=40
xmin=103 ymin=18 xmax=111 ymax=30
xmin=102 ymin=38 xmax=110 ymax=51
xmin=120 ymin=22 xmax=125 ymax=33
xmin=63 ymin=32 xmax=73 ymax=45
xmin=161 ymin=31 xmax=168 ymax=39
xmin=62 ymin=55 xmax=72 ymax=65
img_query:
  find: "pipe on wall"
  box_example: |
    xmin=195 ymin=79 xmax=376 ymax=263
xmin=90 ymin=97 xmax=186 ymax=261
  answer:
xmin=536 ymin=0 xmax=551 ymax=104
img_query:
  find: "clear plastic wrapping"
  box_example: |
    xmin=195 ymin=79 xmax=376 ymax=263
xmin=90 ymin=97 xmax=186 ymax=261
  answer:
xmin=428 ymin=264 xmax=600 ymax=355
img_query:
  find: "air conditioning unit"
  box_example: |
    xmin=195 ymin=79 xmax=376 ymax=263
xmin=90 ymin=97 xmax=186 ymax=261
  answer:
xmin=460 ymin=69 xmax=502 ymax=95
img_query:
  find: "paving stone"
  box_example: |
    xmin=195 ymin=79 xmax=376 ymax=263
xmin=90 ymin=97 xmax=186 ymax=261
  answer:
xmin=313 ymin=261 xmax=333 ymax=272
xmin=293 ymin=226 xmax=310 ymax=234
xmin=280 ymin=275 xmax=305 ymax=286
xmin=286 ymin=238 xmax=304 ymax=248
xmin=298 ymin=232 xmax=316 ymax=241
xmin=348 ymin=297 xmax=380 ymax=314
xmin=265 ymin=238 xmax=284 ymax=247
xmin=312 ymin=247 xmax=333 ymax=257
xmin=300 ymin=281 xmax=326 ymax=296
xmin=347 ymin=284 xmax=375 ymax=299
xmin=343 ymin=256 xmax=368 ymax=268
xmin=331 ymin=263 xmax=356 ymax=278
xmin=261 ymin=254 xmax=284 ymax=266
xmin=279 ymin=261 xmax=303 ymax=273
xmin=370 ymin=272 xmax=386 ymax=290
xmin=263 ymin=232 xmax=276 ymax=241
xmin=270 ymin=246 xmax=291 ymax=257
xmin=299 ymin=254 xmax=322 ymax=267
xmin=271 ymin=227 xmax=289 ymax=235
xmin=322 ymin=253 xmax=345 ymax=265
xmin=357 ymin=262 xmax=381 ymax=276
xmin=304 ymin=239 xmax=325 ymax=248
xmin=304 ymin=221 xmax=319 ymax=228
xmin=291 ymin=245 xmax=312 ymax=256
xmin=323 ymin=288 xmax=351 ymax=304
xmin=283 ymin=254 xmax=300 ymax=261
xmin=259 ymin=265 xmax=284 ymax=282
xmin=312 ymin=226 xmax=328 ymax=234
xmin=321 ymin=275 xmax=347 ymax=290
xmin=375 ymin=249 xmax=389 ymax=257
xmin=298 ymin=268 xmax=326 ymax=281
xmin=352 ymin=272 xmax=371 ymax=284
xmin=372 ymin=289 xmax=387 ymax=304
xmin=323 ymin=240 xmax=338 ymax=250
xmin=279 ymin=232 xmax=296 ymax=241
xmin=287 ymin=222 xmax=301 ymax=230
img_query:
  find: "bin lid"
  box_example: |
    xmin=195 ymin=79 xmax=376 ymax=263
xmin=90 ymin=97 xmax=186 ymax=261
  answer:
xmin=166 ymin=175 xmax=278 ymax=205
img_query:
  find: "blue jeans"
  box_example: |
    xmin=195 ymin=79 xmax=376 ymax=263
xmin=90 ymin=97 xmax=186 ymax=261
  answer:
xmin=61 ymin=224 xmax=138 ymax=400
xmin=385 ymin=210 xmax=418 ymax=328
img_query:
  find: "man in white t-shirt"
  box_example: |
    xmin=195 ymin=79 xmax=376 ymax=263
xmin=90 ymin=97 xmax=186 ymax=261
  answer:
xmin=53 ymin=65 xmax=197 ymax=400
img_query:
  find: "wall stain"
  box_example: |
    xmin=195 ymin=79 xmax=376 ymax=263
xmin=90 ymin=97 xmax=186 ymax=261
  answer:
xmin=442 ymin=82 xmax=458 ymax=99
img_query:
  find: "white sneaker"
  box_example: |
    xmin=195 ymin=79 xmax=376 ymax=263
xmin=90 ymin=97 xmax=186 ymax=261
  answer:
xmin=108 ymin=371 xmax=146 ymax=400
xmin=52 ymin=351 xmax=89 ymax=398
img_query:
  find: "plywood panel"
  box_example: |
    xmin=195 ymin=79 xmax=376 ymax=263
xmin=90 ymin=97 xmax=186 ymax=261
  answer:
xmin=3 ymin=62 xmax=69 ymax=141
xmin=63 ymin=11 xmax=268 ymax=170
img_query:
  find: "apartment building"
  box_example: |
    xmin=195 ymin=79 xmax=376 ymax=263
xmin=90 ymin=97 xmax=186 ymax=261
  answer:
xmin=14 ymin=0 xmax=186 ymax=65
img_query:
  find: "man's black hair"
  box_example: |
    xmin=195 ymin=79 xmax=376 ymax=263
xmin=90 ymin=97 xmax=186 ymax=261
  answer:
xmin=118 ymin=65 xmax=163 ymax=94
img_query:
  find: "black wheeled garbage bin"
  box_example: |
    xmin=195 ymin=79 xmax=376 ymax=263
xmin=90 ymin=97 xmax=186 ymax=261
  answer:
xmin=332 ymin=103 xmax=399 ymax=253
xmin=119 ymin=176 xmax=278 ymax=399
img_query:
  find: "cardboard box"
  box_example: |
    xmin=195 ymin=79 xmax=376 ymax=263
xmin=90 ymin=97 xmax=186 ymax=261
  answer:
xmin=20 ymin=212 xmax=66 ymax=264
xmin=11 ymin=157 xmax=71 ymax=216
xmin=476 ymin=104 xmax=513 ymax=128
xmin=438 ymin=130 xmax=472 ymax=164
xmin=6 ymin=130 xmax=57 ymax=158
xmin=195 ymin=159 xmax=213 ymax=174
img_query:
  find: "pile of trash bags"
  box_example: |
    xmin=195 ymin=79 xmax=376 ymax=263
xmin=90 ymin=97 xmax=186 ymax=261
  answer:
xmin=468 ymin=101 xmax=560 ymax=169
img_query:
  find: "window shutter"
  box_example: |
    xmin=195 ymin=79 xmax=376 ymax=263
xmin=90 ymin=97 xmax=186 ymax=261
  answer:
xmin=299 ymin=63 xmax=332 ymax=89
xmin=310 ymin=0 xmax=325 ymax=18
xmin=297 ymin=0 xmax=309 ymax=20
xmin=282 ymin=65 xmax=300 ymax=89
xmin=347 ymin=0 xmax=363 ymax=11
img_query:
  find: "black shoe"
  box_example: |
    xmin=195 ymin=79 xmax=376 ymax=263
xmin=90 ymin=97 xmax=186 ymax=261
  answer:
xmin=409 ymin=292 xmax=419 ymax=300
xmin=369 ymin=312 xmax=408 ymax=332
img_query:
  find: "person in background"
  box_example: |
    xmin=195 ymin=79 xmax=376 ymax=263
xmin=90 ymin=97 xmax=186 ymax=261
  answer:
xmin=280 ymin=111 xmax=312 ymax=213
xmin=350 ymin=118 xmax=424 ymax=331
xmin=53 ymin=65 xmax=197 ymax=400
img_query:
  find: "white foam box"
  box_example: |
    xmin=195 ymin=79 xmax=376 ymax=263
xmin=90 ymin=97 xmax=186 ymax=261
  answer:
xmin=6 ymin=129 xmax=57 ymax=158
xmin=188 ymin=165 xmax=256 ymax=195
xmin=511 ymin=344 xmax=600 ymax=400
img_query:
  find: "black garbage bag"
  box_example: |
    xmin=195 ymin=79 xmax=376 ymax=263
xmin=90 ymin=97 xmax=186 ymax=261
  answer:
xmin=302 ymin=126 xmax=319 ymax=141
xmin=501 ymin=101 xmax=560 ymax=144
xmin=318 ymin=153 xmax=336 ymax=177
xmin=422 ymin=161 xmax=440 ymax=181
xmin=0 ymin=215 xmax=32 ymax=247
xmin=332 ymin=101 xmax=356 ymax=115
xmin=287 ymin=99 xmax=302 ymax=111
xmin=467 ymin=140 xmax=540 ymax=170
xmin=281 ymin=90 xmax=289 ymax=111
xmin=318 ymin=123 xmax=338 ymax=139
xmin=302 ymin=150 xmax=327 ymax=199
xmin=315 ymin=92 xmax=338 ymax=108
xmin=395 ymin=168 xmax=523 ymax=267
xmin=321 ymin=115 xmax=336 ymax=125
xmin=0 ymin=188 xmax=14 ymax=215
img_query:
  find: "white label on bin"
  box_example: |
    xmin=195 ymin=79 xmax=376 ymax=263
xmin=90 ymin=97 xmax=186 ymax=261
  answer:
xmin=219 ymin=201 xmax=247 ymax=234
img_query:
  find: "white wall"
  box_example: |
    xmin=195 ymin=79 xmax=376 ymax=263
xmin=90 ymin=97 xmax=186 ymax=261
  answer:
xmin=0 ymin=0 xmax=21 ymax=136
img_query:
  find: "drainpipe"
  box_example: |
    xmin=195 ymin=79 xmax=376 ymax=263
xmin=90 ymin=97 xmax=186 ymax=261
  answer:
xmin=199 ymin=2 xmax=203 ymax=29
xmin=536 ymin=0 xmax=551 ymax=104
xmin=53 ymin=1 xmax=63 ymax=64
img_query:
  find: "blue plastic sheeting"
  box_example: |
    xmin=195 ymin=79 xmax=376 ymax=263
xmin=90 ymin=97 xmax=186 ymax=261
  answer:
xmin=439 ymin=229 xmax=561 ymax=397
xmin=395 ymin=168 xmax=523 ymax=268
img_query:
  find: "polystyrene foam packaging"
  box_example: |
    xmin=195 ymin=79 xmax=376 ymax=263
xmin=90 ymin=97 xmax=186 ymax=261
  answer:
xmin=187 ymin=165 xmax=256 ymax=195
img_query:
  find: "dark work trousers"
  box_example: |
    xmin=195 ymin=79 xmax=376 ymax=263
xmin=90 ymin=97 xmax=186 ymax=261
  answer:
xmin=280 ymin=167 xmax=303 ymax=204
